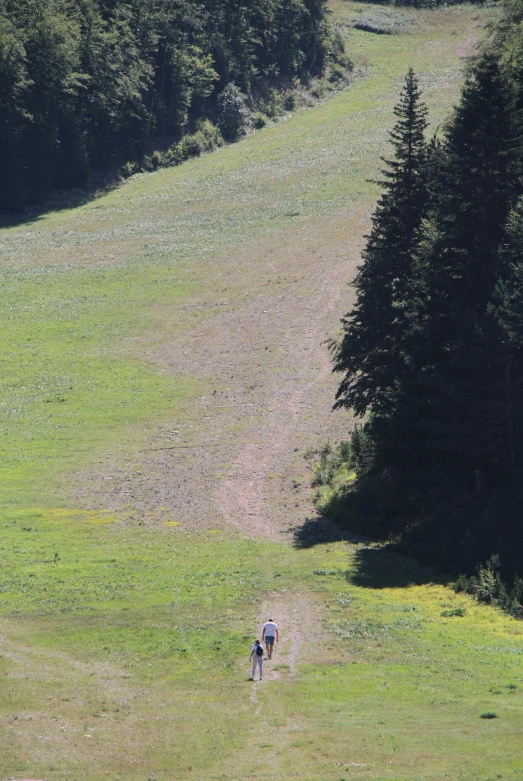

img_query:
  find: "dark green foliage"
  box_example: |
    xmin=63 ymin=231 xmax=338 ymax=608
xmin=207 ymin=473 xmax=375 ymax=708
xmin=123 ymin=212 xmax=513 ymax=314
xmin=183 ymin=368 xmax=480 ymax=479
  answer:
xmin=331 ymin=43 xmax=523 ymax=592
xmin=332 ymin=68 xmax=428 ymax=423
xmin=348 ymin=423 xmax=377 ymax=478
xmin=217 ymin=83 xmax=248 ymax=140
xmin=252 ymin=111 xmax=269 ymax=129
xmin=398 ymin=54 xmax=523 ymax=483
xmin=135 ymin=119 xmax=222 ymax=173
xmin=454 ymin=555 xmax=523 ymax=616
xmin=354 ymin=0 xmax=485 ymax=7
xmin=440 ymin=607 xmax=466 ymax=617
xmin=0 ymin=0 xmax=333 ymax=209
xmin=0 ymin=8 xmax=29 ymax=209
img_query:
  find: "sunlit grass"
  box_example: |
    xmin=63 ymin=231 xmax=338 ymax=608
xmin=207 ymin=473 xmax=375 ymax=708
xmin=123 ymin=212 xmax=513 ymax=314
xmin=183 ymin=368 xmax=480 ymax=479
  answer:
xmin=0 ymin=3 xmax=493 ymax=511
xmin=2 ymin=513 xmax=522 ymax=779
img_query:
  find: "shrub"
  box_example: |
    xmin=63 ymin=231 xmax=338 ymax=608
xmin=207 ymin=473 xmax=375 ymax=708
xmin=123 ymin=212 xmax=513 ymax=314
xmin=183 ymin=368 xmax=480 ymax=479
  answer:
xmin=265 ymin=88 xmax=283 ymax=118
xmin=122 ymin=161 xmax=138 ymax=178
xmin=350 ymin=424 xmax=376 ymax=478
xmin=179 ymin=120 xmax=222 ymax=159
xmin=454 ymin=556 xmax=523 ymax=618
xmin=310 ymin=440 xmax=353 ymax=489
xmin=197 ymin=119 xmax=223 ymax=151
xmin=252 ymin=112 xmax=269 ymax=129
xmin=480 ymin=712 xmax=498 ymax=719
xmin=353 ymin=21 xmax=393 ymax=34
xmin=338 ymin=440 xmax=351 ymax=465
xmin=440 ymin=608 xmax=466 ymax=617
xmin=217 ymin=83 xmax=248 ymax=140
xmin=284 ymin=93 xmax=296 ymax=111
xmin=328 ymin=64 xmax=349 ymax=84
xmin=311 ymin=443 xmax=334 ymax=487
xmin=310 ymin=80 xmax=326 ymax=99
xmin=152 ymin=121 xmax=222 ymax=170
xmin=150 ymin=150 xmax=162 ymax=170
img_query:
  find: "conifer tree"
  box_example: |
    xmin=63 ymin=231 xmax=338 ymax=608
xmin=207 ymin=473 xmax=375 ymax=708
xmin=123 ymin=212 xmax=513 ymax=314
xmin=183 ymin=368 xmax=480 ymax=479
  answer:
xmin=397 ymin=53 xmax=523 ymax=484
xmin=332 ymin=69 xmax=428 ymax=421
xmin=488 ymin=199 xmax=523 ymax=473
xmin=413 ymin=54 xmax=521 ymax=329
xmin=419 ymin=203 xmax=523 ymax=484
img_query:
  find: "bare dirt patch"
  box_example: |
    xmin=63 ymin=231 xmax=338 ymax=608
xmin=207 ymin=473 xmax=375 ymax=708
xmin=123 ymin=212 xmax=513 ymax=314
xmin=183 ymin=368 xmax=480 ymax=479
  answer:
xmin=68 ymin=10 xmax=487 ymax=542
xmin=72 ymin=206 xmax=365 ymax=538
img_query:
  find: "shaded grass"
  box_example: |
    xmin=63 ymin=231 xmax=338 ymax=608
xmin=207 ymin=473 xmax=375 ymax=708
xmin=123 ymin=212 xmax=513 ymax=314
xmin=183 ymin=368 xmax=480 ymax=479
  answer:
xmin=350 ymin=544 xmax=444 ymax=588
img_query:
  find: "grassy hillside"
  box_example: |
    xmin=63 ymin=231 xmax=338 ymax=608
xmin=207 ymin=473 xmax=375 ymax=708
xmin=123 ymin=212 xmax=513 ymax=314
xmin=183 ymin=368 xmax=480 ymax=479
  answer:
xmin=3 ymin=4 xmax=523 ymax=781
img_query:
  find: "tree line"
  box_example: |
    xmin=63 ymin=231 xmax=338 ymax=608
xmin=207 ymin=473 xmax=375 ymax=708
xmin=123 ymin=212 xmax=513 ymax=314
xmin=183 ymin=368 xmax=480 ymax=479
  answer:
xmin=0 ymin=0 xmax=332 ymax=210
xmin=357 ymin=0 xmax=486 ymax=8
xmin=331 ymin=0 xmax=523 ymax=590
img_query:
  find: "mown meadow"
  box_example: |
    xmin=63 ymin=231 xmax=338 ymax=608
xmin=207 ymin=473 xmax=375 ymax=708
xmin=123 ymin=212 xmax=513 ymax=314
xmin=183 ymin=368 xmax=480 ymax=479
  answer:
xmin=2 ymin=3 xmax=522 ymax=780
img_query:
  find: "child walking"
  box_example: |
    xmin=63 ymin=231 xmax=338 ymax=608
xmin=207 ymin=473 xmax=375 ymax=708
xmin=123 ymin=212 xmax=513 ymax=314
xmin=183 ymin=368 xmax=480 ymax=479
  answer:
xmin=249 ymin=639 xmax=264 ymax=681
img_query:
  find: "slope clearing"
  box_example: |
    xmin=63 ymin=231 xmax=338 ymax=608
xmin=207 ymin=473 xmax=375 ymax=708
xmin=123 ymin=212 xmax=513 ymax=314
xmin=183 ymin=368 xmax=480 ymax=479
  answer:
xmin=2 ymin=4 xmax=522 ymax=780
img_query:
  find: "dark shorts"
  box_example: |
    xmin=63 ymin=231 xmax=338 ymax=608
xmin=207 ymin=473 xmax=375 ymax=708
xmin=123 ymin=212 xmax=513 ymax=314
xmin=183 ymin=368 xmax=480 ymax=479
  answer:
xmin=265 ymin=636 xmax=275 ymax=646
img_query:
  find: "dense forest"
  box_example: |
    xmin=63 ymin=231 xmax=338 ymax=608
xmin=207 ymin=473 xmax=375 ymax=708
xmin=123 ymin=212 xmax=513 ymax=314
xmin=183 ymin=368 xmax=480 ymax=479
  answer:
xmin=0 ymin=0 xmax=334 ymax=210
xmin=359 ymin=0 xmax=486 ymax=7
xmin=329 ymin=0 xmax=523 ymax=604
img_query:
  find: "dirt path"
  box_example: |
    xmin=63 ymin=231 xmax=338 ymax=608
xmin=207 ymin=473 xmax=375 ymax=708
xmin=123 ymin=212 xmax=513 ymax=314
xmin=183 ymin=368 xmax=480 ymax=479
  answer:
xmin=250 ymin=593 xmax=321 ymax=691
xmin=217 ymin=248 xmax=351 ymax=541
xmin=70 ymin=9 xmax=485 ymax=544
xmin=74 ymin=207 xmax=364 ymax=537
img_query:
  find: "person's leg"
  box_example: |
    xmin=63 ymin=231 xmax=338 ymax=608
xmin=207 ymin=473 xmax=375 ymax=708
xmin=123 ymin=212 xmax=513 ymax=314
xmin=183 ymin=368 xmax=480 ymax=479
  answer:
xmin=251 ymin=659 xmax=256 ymax=680
xmin=258 ymin=657 xmax=263 ymax=680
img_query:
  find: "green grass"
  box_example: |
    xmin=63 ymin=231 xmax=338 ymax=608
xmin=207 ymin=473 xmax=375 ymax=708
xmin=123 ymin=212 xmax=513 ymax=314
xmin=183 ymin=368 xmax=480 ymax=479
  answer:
xmin=0 ymin=3 xmax=494 ymax=509
xmin=0 ymin=3 xmax=494 ymax=510
xmin=3 ymin=515 xmax=523 ymax=779
xmin=3 ymin=3 xmax=520 ymax=780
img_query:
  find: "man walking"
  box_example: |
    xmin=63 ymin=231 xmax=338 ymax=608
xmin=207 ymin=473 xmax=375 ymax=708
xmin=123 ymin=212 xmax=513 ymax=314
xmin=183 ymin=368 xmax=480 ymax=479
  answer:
xmin=262 ymin=617 xmax=279 ymax=659
xmin=249 ymin=639 xmax=264 ymax=681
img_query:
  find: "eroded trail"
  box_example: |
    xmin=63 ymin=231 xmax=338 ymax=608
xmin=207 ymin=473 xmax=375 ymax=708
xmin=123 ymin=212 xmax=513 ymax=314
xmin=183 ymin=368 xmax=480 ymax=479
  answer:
xmin=215 ymin=219 xmax=361 ymax=541
xmin=77 ymin=210 xmax=363 ymax=537
xmin=70 ymin=9 xmax=484 ymax=549
xmin=236 ymin=591 xmax=337 ymax=778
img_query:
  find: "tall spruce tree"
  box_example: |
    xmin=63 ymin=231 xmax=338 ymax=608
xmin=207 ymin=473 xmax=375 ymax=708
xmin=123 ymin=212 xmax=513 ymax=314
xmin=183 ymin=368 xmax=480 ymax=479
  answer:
xmin=397 ymin=53 xmax=523 ymax=486
xmin=332 ymin=69 xmax=428 ymax=427
xmin=488 ymin=199 xmax=523 ymax=474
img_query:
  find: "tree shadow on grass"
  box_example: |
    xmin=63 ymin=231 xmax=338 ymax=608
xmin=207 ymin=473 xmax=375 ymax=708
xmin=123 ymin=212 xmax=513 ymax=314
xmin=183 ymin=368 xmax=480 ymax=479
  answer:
xmin=0 ymin=175 xmax=122 ymax=230
xmin=349 ymin=545 xmax=449 ymax=589
xmin=290 ymin=515 xmax=449 ymax=589
xmin=290 ymin=515 xmax=367 ymax=549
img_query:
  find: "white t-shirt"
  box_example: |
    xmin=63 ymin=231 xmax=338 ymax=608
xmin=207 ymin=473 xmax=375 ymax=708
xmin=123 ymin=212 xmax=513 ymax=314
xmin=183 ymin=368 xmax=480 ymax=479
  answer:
xmin=263 ymin=621 xmax=278 ymax=637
